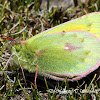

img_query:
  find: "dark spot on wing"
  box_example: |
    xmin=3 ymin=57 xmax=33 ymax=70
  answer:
xmin=80 ymin=57 xmax=85 ymax=62
xmin=87 ymin=23 xmax=92 ymax=27
xmin=61 ymin=30 xmax=66 ymax=36
xmin=71 ymin=34 xmax=77 ymax=38
xmin=87 ymin=29 xmax=90 ymax=31
xmin=63 ymin=30 xmax=65 ymax=32
xmin=87 ymin=23 xmax=92 ymax=31
xmin=84 ymin=50 xmax=91 ymax=56
xmin=80 ymin=38 xmax=85 ymax=43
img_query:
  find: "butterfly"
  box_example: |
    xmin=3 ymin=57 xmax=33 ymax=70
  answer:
xmin=13 ymin=12 xmax=100 ymax=87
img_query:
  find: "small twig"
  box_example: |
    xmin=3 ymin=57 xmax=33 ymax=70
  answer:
xmin=80 ymin=81 xmax=85 ymax=87
xmin=96 ymin=75 xmax=100 ymax=81
xmin=0 ymin=57 xmax=8 ymax=61
xmin=95 ymin=3 xmax=98 ymax=11
xmin=87 ymin=74 xmax=97 ymax=90
xmin=11 ymin=26 xmax=27 ymax=35
xmin=0 ymin=71 xmax=16 ymax=76
xmin=0 ymin=85 xmax=5 ymax=91
xmin=3 ymin=55 xmax=13 ymax=71
xmin=1 ymin=21 xmax=20 ymax=36
xmin=18 ymin=80 xmax=30 ymax=100
xmin=39 ymin=18 xmax=44 ymax=32
xmin=9 ymin=21 xmax=20 ymax=32
xmin=0 ymin=16 xmax=5 ymax=23
xmin=0 ymin=4 xmax=18 ymax=16
xmin=27 ymin=28 xmax=33 ymax=37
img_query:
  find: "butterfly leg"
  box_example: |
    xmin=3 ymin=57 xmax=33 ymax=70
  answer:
xmin=35 ymin=64 xmax=39 ymax=89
